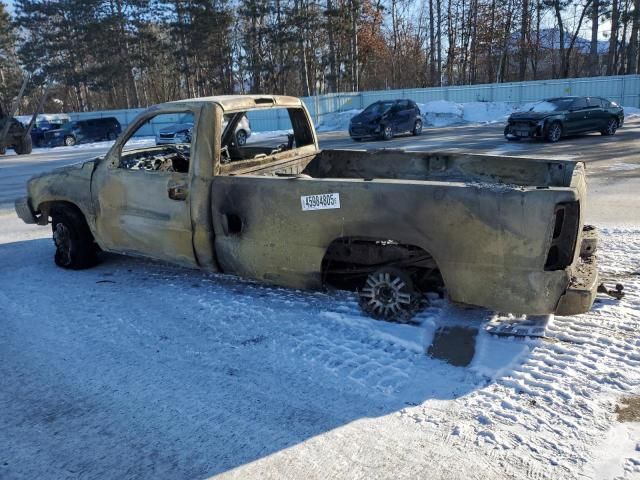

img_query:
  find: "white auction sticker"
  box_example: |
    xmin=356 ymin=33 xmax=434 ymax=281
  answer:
xmin=301 ymin=193 xmax=341 ymax=211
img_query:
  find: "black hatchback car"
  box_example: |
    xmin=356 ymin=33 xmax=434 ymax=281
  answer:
xmin=42 ymin=117 xmax=122 ymax=147
xmin=504 ymin=96 xmax=624 ymax=143
xmin=349 ymin=99 xmax=423 ymax=141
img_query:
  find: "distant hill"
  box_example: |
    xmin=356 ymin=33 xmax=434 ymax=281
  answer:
xmin=511 ymin=28 xmax=609 ymax=54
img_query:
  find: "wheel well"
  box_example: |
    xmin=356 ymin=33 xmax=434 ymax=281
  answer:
xmin=321 ymin=237 xmax=444 ymax=293
xmin=40 ymin=201 xmax=85 ymax=223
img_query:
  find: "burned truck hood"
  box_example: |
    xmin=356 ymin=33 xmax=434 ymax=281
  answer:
xmin=27 ymin=157 xmax=101 ymax=212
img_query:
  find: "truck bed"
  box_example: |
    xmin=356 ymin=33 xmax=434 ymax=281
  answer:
xmin=224 ymin=148 xmax=580 ymax=189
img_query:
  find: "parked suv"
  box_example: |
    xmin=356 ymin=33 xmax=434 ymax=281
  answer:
xmin=30 ymin=118 xmax=70 ymax=147
xmin=349 ymin=99 xmax=423 ymax=141
xmin=156 ymin=114 xmax=251 ymax=146
xmin=504 ymin=96 xmax=624 ymax=143
xmin=42 ymin=117 xmax=122 ymax=147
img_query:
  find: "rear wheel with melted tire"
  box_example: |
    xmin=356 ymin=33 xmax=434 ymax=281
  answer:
xmin=359 ymin=267 xmax=422 ymax=323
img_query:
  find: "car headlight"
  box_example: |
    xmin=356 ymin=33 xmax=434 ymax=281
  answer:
xmin=54 ymin=132 xmax=61 ymax=137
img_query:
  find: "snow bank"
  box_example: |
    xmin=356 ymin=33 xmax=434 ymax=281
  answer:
xmin=316 ymin=109 xmax=362 ymax=132
xmin=625 ymin=106 xmax=640 ymax=119
xmin=315 ymin=101 xmax=640 ymax=132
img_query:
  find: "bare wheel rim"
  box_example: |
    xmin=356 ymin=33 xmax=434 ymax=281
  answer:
xmin=360 ymin=270 xmax=416 ymax=321
xmin=53 ymin=222 xmax=72 ymax=266
xmin=549 ymin=124 xmax=561 ymax=142
xmin=606 ymin=119 xmax=617 ymax=135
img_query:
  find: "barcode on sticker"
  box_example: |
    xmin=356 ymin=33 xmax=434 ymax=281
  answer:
xmin=301 ymin=193 xmax=341 ymax=211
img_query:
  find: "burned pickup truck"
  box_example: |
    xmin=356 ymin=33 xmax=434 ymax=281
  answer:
xmin=16 ymin=95 xmax=599 ymax=320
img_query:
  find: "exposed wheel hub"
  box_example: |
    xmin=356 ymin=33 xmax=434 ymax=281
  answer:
xmin=359 ymin=268 xmax=420 ymax=322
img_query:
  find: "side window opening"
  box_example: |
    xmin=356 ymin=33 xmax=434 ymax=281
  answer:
xmin=118 ymin=112 xmax=194 ymax=174
xmin=219 ymin=107 xmax=314 ymax=164
xmin=571 ymin=98 xmax=587 ymax=110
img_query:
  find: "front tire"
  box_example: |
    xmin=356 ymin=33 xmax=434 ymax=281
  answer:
xmin=51 ymin=206 xmax=98 ymax=269
xmin=545 ymin=122 xmax=562 ymax=143
xmin=236 ymin=129 xmax=248 ymax=146
xmin=601 ymin=118 xmax=618 ymax=136
xmin=412 ymin=120 xmax=423 ymax=136
xmin=64 ymin=135 xmax=76 ymax=147
xmin=14 ymin=135 xmax=33 ymax=155
xmin=381 ymin=125 xmax=393 ymax=141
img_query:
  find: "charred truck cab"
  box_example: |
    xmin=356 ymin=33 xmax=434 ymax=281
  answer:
xmin=16 ymin=95 xmax=600 ymax=321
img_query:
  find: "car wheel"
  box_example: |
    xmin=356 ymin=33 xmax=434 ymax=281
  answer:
xmin=108 ymin=132 xmax=117 ymax=141
xmin=236 ymin=130 xmax=247 ymax=146
xmin=381 ymin=125 xmax=393 ymax=141
xmin=601 ymin=118 xmax=618 ymax=136
xmin=0 ymin=145 xmax=6 ymax=155
xmin=352 ymin=137 xmax=362 ymax=142
xmin=64 ymin=135 xmax=76 ymax=147
xmin=358 ymin=267 xmax=422 ymax=323
xmin=412 ymin=120 xmax=423 ymax=136
xmin=51 ymin=206 xmax=98 ymax=269
xmin=14 ymin=135 xmax=32 ymax=154
xmin=545 ymin=122 xmax=562 ymax=143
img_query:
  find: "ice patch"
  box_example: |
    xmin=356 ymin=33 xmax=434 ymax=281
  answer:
xmin=607 ymin=163 xmax=640 ymax=171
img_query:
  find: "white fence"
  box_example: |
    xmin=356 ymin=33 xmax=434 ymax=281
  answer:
xmin=65 ymin=74 xmax=640 ymax=134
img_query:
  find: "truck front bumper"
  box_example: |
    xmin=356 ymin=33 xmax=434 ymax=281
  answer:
xmin=555 ymin=228 xmax=599 ymax=316
xmin=15 ymin=197 xmax=37 ymax=224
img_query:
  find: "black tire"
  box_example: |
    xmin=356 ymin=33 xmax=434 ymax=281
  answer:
xmin=412 ymin=119 xmax=423 ymax=136
xmin=51 ymin=206 xmax=98 ymax=269
xmin=14 ymin=135 xmax=33 ymax=155
xmin=381 ymin=125 xmax=393 ymax=141
xmin=0 ymin=145 xmax=6 ymax=155
xmin=64 ymin=135 xmax=76 ymax=147
xmin=545 ymin=122 xmax=562 ymax=143
xmin=107 ymin=132 xmax=117 ymax=141
xmin=236 ymin=129 xmax=248 ymax=146
xmin=601 ymin=117 xmax=618 ymax=136
xmin=352 ymin=137 xmax=362 ymax=142
xmin=358 ymin=267 xmax=422 ymax=323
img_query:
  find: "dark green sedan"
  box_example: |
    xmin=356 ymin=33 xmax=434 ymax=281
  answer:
xmin=504 ymin=96 xmax=625 ymax=143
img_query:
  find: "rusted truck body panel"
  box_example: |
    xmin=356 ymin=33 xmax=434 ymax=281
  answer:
xmin=16 ymin=95 xmax=598 ymax=317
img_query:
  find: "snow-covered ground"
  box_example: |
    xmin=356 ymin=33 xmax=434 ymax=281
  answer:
xmin=1 ymin=206 xmax=639 ymax=479
xmin=316 ymin=102 xmax=640 ymax=132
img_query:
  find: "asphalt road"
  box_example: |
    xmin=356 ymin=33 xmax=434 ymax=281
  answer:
xmin=1 ymin=121 xmax=639 ymax=224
